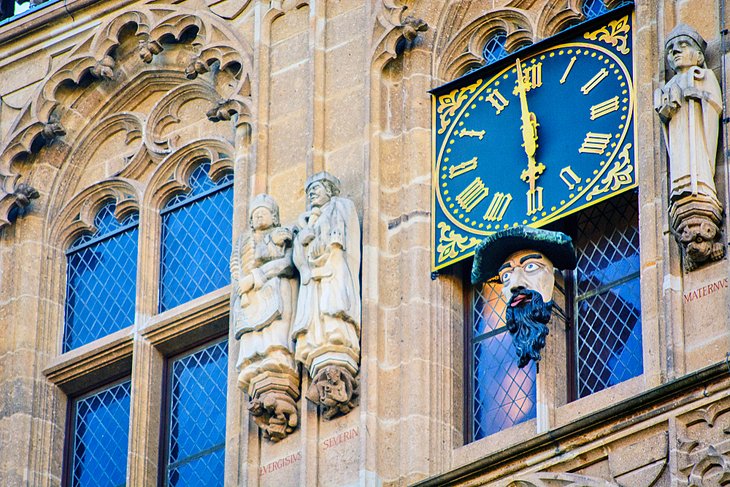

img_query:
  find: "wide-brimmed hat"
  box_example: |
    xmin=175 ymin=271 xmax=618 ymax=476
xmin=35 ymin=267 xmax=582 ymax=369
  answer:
xmin=471 ymin=226 xmax=577 ymax=284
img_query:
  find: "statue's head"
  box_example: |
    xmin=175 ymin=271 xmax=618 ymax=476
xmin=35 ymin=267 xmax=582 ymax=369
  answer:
xmin=249 ymin=193 xmax=280 ymax=230
xmin=665 ymin=24 xmax=706 ymax=72
xmin=472 ymin=226 xmax=576 ymax=367
xmin=305 ymin=172 xmax=341 ymax=209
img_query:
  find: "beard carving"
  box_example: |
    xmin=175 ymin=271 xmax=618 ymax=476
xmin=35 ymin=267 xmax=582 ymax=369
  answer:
xmin=505 ymin=289 xmax=554 ymax=368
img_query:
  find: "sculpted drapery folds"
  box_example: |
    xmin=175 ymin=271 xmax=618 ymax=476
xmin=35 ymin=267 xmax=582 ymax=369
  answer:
xmin=654 ymin=23 xmax=725 ymax=271
xmin=231 ymin=194 xmax=300 ymax=441
xmin=292 ymin=172 xmax=361 ymax=418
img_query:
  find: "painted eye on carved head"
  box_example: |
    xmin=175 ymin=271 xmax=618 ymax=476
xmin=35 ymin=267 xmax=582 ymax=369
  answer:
xmin=500 ymin=271 xmax=511 ymax=284
xmin=524 ymin=262 xmax=541 ymax=272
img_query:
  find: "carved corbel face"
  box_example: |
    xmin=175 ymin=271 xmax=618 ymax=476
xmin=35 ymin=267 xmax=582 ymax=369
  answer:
xmin=498 ymin=250 xmax=556 ymax=305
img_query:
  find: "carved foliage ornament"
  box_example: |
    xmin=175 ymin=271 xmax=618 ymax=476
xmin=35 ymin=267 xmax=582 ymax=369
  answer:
xmin=0 ymin=7 xmax=252 ymax=232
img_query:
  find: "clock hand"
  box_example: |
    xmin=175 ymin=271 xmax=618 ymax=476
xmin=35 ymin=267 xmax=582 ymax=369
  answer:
xmin=515 ymin=58 xmax=546 ymax=215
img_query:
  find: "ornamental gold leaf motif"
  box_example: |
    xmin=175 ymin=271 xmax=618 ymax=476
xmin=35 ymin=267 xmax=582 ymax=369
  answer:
xmin=586 ymin=143 xmax=633 ymax=201
xmin=584 ymin=15 xmax=631 ymax=55
xmin=437 ymin=80 xmax=482 ymax=134
xmin=436 ymin=221 xmax=481 ymax=263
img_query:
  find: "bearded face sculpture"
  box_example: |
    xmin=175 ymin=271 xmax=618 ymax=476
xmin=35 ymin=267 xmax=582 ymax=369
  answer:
xmin=472 ymin=227 xmax=576 ymax=369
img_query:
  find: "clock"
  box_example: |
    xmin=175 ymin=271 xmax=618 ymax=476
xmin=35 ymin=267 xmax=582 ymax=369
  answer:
xmin=431 ymin=7 xmax=636 ymax=272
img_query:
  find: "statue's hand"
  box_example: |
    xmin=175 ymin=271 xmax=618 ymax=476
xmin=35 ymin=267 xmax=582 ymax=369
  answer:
xmin=237 ymin=275 xmax=254 ymax=295
xmin=271 ymin=227 xmax=292 ymax=245
xmin=299 ymin=227 xmax=315 ymax=245
xmin=683 ymin=86 xmax=708 ymax=102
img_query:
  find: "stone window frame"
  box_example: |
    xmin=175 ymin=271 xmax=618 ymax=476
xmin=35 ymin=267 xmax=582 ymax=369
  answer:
xmin=429 ymin=2 xmax=663 ymax=472
xmin=42 ymin=139 xmax=238 ymax=485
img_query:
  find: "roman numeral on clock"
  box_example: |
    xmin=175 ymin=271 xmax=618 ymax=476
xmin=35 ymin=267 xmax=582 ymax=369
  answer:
xmin=483 ymin=192 xmax=512 ymax=221
xmin=581 ymin=68 xmax=609 ymax=94
xmin=448 ymin=156 xmax=478 ymax=179
xmin=485 ymin=89 xmax=509 ymax=114
xmin=590 ymin=96 xmax=620 ymax=120
xmin=520 ymin=62 xmax=543 ymax=92
xmin=579 ymin=132 xmax=612 ymax=154
xmin=456 ymin=177 xmax=489 ymax=212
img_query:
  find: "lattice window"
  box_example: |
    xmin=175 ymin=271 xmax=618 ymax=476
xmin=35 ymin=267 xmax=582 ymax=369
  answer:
xmin=159 ymin=161 xmax=233 ymax=312
xmin=572 ymin=191 xmax=642 ymax=398
xmin=470 ymin=281 xmax=537 ymax=441
xmin=64 ymin=202 xmax=139 ymax=352
xmin=162 ymin=339 xmax=228 ymax=486
xmin=482 ymin=31 xmax=509 ymax=65
xmin=582 ymin=0 xmax=610 ymax=19
xmin=67 ymin=380 xmax=131 ymax=487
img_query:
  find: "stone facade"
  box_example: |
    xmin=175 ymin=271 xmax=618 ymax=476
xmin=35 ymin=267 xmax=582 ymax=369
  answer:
xmin=0 ymin=0 xmax=729 ymax=486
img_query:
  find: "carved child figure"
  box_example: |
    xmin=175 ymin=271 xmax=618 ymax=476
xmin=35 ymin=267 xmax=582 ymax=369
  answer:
xmin=231 ymin=194 xmax=300 ymax=440
xmin=654 ymin=23 xmax=724 ymax=271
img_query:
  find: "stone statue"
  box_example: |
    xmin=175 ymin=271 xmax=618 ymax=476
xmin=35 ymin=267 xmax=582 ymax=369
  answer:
xmin=291 ymin=172 xmax=361 ymax=419
xmin=231 ymin=194 xmax=300 ymax=441
xmin=472 ymin=226 xmax=576 ymax=369
xmin=654 ymin=23 xmax=725 ymax=271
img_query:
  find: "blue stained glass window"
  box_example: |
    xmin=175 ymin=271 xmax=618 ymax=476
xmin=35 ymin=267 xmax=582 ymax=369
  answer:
xmin=582 ymin=0 xmax=610 ymax=19
xmin=159 ymin=162 xmax=233 ymax=312
xmin=164 ymin=339 xmax=228 ymax=487
xmin=64 ymin=202 xmax=139 ymax=352
xmin=472 ymin=282 xmax=536 ymax=441
xmin=573 ymin=192 xmax=642 ymax=398
xmin=69 ymin=380 xmax=131 ymax=487
xmin=482 ymin=31 xmax=509 ymax=65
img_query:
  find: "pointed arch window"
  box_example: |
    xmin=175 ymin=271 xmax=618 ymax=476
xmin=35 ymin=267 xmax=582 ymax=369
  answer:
xmin=159 ymin=161 xmax=234 ymax=312
xmin=64 ymin=202 xmax=139 ymax=352
xmin=482 ymin=31 xmax=509 ymax=65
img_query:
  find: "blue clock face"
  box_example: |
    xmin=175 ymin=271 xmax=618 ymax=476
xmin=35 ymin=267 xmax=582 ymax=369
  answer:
xmin=432 ymin=13 xmax=636 ymax=271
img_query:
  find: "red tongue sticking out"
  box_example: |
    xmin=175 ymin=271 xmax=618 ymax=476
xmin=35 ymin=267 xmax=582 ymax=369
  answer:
xmin=510 ymin=294 xmax=531 ymax=307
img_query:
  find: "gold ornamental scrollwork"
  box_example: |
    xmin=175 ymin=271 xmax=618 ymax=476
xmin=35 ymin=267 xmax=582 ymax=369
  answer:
xmin=436 ymin=80 xmax=482 ymax=135
xmin=436 ymin=221 xmax=482 ymax=263
xmin=584 ymin=15 xmax=631 ymax=55
xmin=586 ymin=143 xmax=634 ymax=201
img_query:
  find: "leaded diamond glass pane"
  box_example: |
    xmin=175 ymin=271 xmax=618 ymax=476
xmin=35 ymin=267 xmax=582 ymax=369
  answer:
xmin=483 ymin=31 xmax=508 ymax=65
xmin=159 ymin=162 xmax=233 ymax=312
xmin=472 ymin=282 xmax=536 ymax=441
xmin=574 ymin=192 xmax=640 ymax=295
xmin=70 ymin=380 xmax=131 ymax=487
xmin=574 ymin=192 xmax=642 ymax=398
xmin=165 ymin=340 xmax=228 ymax=487
xmin=64 ymin=202 xmax=138 ymax=352
xmin=576 ymin=279 xmax=642 ymax=397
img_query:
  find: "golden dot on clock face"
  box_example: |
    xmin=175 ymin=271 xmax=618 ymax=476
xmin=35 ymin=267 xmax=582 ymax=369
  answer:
xmin=503 ymin=73 xmax=509 ymax=79
xmin=550 ymin=52 xmax=555 ymax=57
xmin=598 ymin=54 xmax=604 ymax=60
xmin=593 ymin=170 xmax=598 ymax=175
xmin=446 ymin=148 xmax=451 ymax=153
xmin=551 ymin=206 xmax=556 ymax=212
xmin=522 ymin=219 xmax=528 ymax=224
xmin=621 ymin=115 xmax=626 ymax=120
xmin=478 ymin=223 xmax=484 ymax=228
xmin=604 ymin=59 xmax=610 ymax=64
xmin=442 ymin=182 xmax=447 ymax=187
xmin=486 ymin=224 xmax=492 ymax=230
xmin=459 ymin=214 xmax=464 ymax=219
xmin=540 ymin=54 xmax=546 ymax=60
xmin=622 ymin=90 xmax=627 ymax=95
xmin=465 ymin=113 xmax=471 ymax=118
xmin=449 ymin=203 xmax=454 ymax=208
xmin=541 ymin=211 xmax=547 ymax=216
xmin=513 ymin=222 xmax=519 ymax=227
xmin=465 ymin=217 xmax=470 ymax=223
xmin=444 ymin=157 xmax=449 ymax=162
xmin=586 ymin=178 xmax=592 ymax=183
xmin=619 ymin=124 xmax=624 ymax=129
xmin=449 ymin=140 xmax=454 ymax=144
xmin=577 ymin=186 xmax=583 ymax=192
xmin=559 ymin=50 xmax=564 ymax=55
xmin=576 ymin=49 xmax=581 ymax=54
xmin=620 ymin=82 xmax=626 ymax=87
xmin=478 ymin=96 xmax=484 ymax=101
xmin=471 ymin=104 xmax=476 ymax=109
xmin=591 ymin=52 xmax=597 ymax=57
xmin=459 ymin=121 xmax=464 ymax=126
xmin=445 ymin=196 xmax=451 ymax=201
xmin=531 ymin=216 xmax=538 ymax=221
xmin=560 ymin=200 xmax=566 ymax=205
xmin=569 ymin=193 xmax=575 ymax=199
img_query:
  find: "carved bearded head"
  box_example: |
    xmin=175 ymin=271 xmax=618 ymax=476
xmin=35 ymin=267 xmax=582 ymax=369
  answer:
xmin=472 ymin=226 xmax=576 ymax=368
xmin=305 ymin=172 xmax=341 ymax=209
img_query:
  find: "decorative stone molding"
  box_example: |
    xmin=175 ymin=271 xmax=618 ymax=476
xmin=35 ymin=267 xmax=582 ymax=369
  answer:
xmin=371 ymin=0 xmax=429 ymax=70
xmin=654 ymin=23 xmax=724 ymax=271
xmin=507 ymin=472 xmax=619 ymax=487
xmin=435 ymin=9 xmax=533 ymax=81
xmin=231 ymin=194 xmax=300 ymax=441
xmin=89 ymin=55 xmax=116 ymax=80
xmin=137 ymin=39 xmax=164 ymax=63
xmin=672 ymin=400 xmax=730 ymax=486
xmin=291 ymin=172 xmax=361 ymax=419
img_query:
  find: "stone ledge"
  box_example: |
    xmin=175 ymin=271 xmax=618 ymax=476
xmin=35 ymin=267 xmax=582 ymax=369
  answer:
xmin=411 ymin=358 xmax=730 ymax=486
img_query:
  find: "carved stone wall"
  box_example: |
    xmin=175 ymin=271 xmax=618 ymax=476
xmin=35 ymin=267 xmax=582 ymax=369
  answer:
xmin=0 ymin=0 xmax=729 ymax=486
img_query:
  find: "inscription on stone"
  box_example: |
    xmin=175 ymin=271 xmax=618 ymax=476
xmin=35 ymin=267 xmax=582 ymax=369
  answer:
xmin=259 ymin=452 xmax=302 ymax=476
xmin=321 ymin=427 xmax=359 ymax=450
xmin=683 ymin=277 xmax=728 ymax=303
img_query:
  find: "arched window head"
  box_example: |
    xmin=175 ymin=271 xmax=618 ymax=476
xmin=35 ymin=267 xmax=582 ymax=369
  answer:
xmin=64 ymin=201 xmax=139 ymax=352
xmin=582 ymin=0 xmax=610 ymax=19
xmin=482 ymin=31 xmax=509 ymax=65
xmin=159 ymin=161 xmax=234 ymax=312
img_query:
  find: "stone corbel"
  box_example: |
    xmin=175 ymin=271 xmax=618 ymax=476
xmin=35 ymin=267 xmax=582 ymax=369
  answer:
xmin=41 ymin=120 xmax=65 ymax=144
xmin=138 ymin=39 xmax=163 ymax=63
xmin=89 ymin=55 xmax=116 ymax=80
xmin=0 ymin=181 xmax=40 ymax=230
xmin=206 ymin=99 xmax=243 ymax=122
xmin=184 ymin=56 xmax=209 ymax=80
xmin=372 ymin=1 xmax=429 ymax=67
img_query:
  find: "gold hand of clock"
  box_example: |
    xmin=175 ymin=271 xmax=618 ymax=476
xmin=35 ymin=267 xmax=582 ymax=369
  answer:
xmin=515 ymin=58 xmax=546 ymax=215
